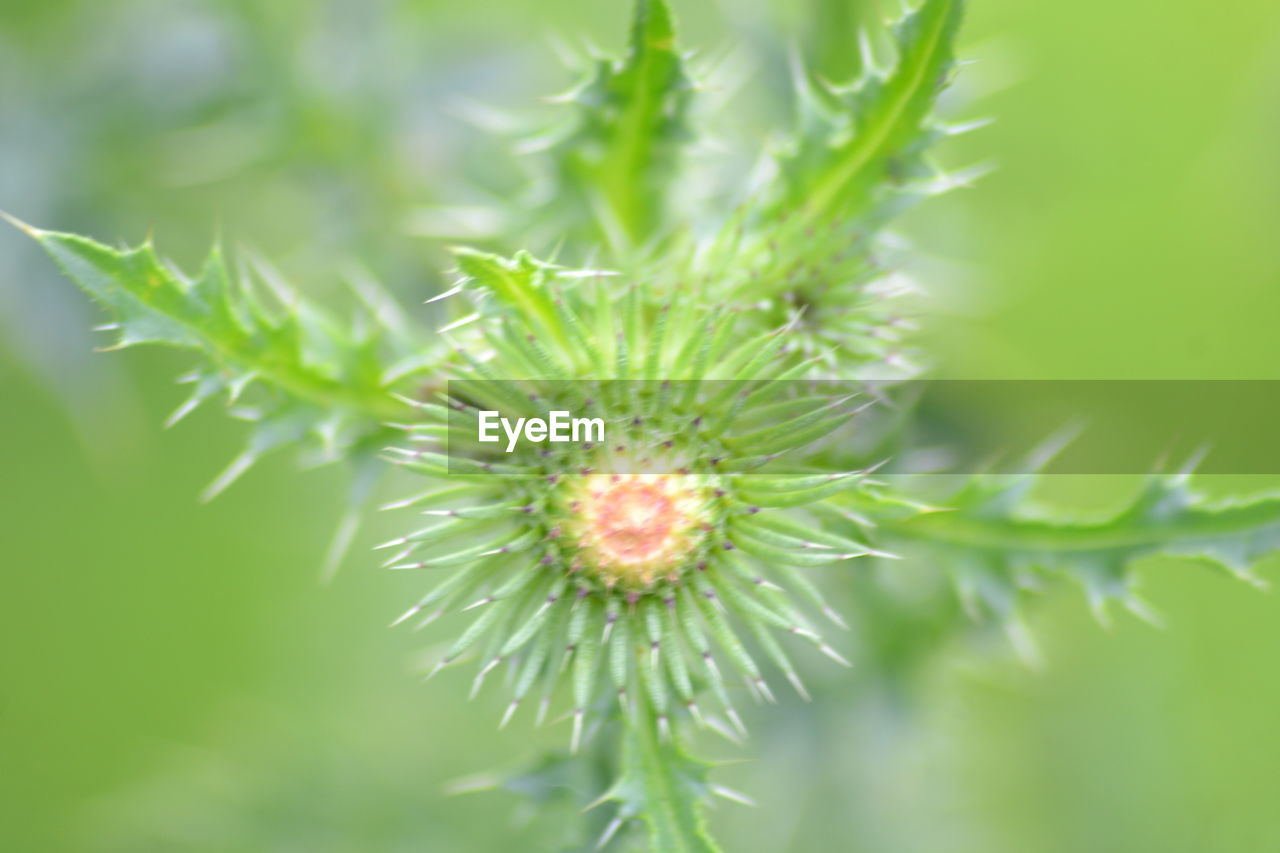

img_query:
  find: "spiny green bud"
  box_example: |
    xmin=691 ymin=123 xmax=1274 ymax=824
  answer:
xmin=383 ymin=252 xmax=876 ymax=749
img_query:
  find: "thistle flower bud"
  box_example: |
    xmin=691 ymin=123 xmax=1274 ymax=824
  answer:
xmin=383 ymin=257 xmax=882 ymax=746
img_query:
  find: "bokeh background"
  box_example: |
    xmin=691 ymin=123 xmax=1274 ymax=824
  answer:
xmin=3 ymin=0 xmax=1280 ymax=851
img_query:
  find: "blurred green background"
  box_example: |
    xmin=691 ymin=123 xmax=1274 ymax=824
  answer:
xmin=3 ymin=0 xmax=1280 ymax=851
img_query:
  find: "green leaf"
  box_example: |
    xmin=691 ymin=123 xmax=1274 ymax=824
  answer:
xmin=18 ymin=223 xmax=425 ymax=493
xmin=686 ymin=0 xmax=967 ymax=376
xmin=536 ymin=0 xmax=694 ymax=252
xmin=870 ymin=475 xmax=1280 ymax=627
xmin=804 ymin=0 xmax=876 ymax=83
xmin=786 ymin=0 xmax=964 ymax=227
xmin=603 ymin=698 xmax=721 ymax=853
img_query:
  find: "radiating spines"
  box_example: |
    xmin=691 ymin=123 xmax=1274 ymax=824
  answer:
xmin=382 ymin=464 xmax=878 ymax=747
xmin=437 ymin=247 xmax=872 ymax=392
xmin=380 ymin=244 xmax=892 ymax=743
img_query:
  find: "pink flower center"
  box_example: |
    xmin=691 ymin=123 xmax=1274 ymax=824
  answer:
xmin=565 ymin=474 xmax=709 ymax=587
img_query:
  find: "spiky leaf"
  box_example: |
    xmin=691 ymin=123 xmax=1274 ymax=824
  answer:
xmin=17 ymin=222 xmax=426 ymax=494
xmin=533 ymin=0 xmax=693 ymax=252
xmin=600 ymin=700 xmax=720 ymax=853
xmin=865 ymin=474 xmax=1280 ymax=637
